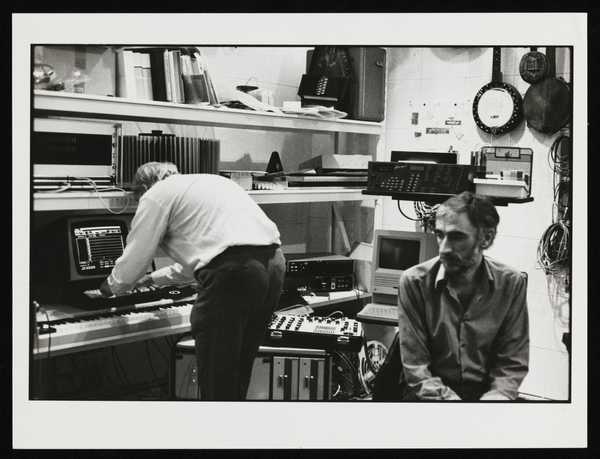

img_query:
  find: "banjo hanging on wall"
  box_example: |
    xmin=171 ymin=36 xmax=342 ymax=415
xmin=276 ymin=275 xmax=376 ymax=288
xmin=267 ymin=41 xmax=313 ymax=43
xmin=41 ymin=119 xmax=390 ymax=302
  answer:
xmin=472 ymin=47 xmax=524 ymax=135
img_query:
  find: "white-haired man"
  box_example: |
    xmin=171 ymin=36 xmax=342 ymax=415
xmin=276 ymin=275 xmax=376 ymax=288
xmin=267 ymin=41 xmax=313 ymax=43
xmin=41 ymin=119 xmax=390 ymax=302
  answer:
xmin=99 ymin=162 xmax=286 ymax=400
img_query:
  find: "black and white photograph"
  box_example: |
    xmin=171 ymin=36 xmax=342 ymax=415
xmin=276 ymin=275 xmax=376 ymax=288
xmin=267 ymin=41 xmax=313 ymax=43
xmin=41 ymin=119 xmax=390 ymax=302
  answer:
xmin=12 ymin=12 xmax=588 ymax=450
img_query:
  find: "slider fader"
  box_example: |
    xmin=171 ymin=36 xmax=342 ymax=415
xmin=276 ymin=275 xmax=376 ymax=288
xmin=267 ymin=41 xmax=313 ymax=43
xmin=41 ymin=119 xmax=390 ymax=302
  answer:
xmin=265 ymin=313 xmax=363 ymax=351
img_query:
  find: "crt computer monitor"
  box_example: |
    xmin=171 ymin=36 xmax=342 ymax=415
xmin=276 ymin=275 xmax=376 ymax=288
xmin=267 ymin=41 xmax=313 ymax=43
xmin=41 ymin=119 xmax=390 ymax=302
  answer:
xmin=66 ymin=216 xmax=131 ymax=282
xmin=32 ymin=214 xmax=135 ymax=303
xmin=371 ymin=229 xmax=439 ymax=297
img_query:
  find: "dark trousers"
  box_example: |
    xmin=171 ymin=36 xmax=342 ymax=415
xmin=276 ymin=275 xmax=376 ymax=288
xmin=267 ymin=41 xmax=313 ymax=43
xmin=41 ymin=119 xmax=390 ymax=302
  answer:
xmin=190 ymin=245 xmax=286 ymax=401
xmin=373 ymin=332 xmax=488 ymax=402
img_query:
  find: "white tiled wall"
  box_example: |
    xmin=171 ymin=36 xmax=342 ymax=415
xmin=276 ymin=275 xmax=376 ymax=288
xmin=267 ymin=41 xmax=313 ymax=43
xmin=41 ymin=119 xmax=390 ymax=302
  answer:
xmin=381 ymin=47 xmax=571 ymax=399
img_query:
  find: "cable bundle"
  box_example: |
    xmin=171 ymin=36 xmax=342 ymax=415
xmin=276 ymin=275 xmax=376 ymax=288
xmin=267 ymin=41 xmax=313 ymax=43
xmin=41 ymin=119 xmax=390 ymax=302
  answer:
xmin=538 ymin=132 xmax=571 ymax=329
xmin=414 ymin=201 xmax=439 ymax=232
xmin=550 ymin=135 xmax=571 ymax=222
xmin=395 ymin=201 xmax=438 ymax=233
xmin=538 ymin=133 xmax=571 ymax=275
xmin=536 ymin=220 xmax=570 ymax=275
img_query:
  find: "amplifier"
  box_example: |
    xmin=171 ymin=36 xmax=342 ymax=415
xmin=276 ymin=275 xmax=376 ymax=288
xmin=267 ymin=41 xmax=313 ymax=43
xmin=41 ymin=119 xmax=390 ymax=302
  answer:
xmin=264 ymin=313 xmax=364 ymax=351
xmin=308 ymin=274 xmax=355 ymax=293
xmin=286 ymin=253 xmax=354 ymax=277
xmin=32 ymin=131 xmax=115 ymax=178
xmin=366 ymin=161 xmax=476 ymax=197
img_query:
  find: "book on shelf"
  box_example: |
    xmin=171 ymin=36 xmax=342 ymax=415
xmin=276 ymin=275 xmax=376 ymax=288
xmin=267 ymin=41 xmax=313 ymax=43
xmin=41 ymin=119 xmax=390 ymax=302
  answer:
xmin=133 ymin=53 xmax=144 ymax=99
xmin=172 ymin=50 xmax=185 ymax=104
xmin=117 ymin=46 xmax=219 ymax=105
xmin=163 ymin=49 xmax=172 ymax=102
xmin=117 ymin=49 xmax=153 ymax=100
xmin=145 ymin=49 xmax=167 ymax=101
xmin=191 ymin=48 xmax=219 ymax=105
xmin=180 ymin=51 xmax=210 ymax=105
xmin=139 ymin=52 xmax=153 ymax=100
xmin=116 ymin=49 xmax=137 ymax=98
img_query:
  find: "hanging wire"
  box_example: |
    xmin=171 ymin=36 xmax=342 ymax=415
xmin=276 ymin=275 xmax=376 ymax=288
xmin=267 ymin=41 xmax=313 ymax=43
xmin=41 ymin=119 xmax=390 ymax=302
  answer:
xmin=548 ymin=135 xmax=571 ymax=176
xmin=536 ymin=220 xmax=570 ymax=275
xmin=538 ymin=131 xmax=571 ymax=275
xmin=545 ymin=272 xmax=570 ymax=329
xmin=81 ymin=177 xmax=132 ymax=214
xmin=397 ymin=200 xmax=420 ymax=221
xmin=413 ymin=201 xmax=439 ymax=232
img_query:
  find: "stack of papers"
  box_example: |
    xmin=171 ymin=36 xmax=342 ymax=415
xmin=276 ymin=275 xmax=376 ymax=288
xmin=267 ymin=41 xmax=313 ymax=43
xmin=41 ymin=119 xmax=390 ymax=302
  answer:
xmin=281 ymin=104 xmax=347 ymax=119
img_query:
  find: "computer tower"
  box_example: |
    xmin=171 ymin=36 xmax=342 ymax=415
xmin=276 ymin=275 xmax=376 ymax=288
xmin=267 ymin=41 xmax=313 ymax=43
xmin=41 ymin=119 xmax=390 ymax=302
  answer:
xmin=172 ymin=339 xmax=332 ymax=400
xmin=306 ymin=47 xmax=386 ymax=122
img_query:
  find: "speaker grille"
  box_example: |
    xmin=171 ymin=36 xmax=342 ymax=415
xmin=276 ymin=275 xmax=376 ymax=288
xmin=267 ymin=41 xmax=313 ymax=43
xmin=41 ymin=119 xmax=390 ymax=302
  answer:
xmin=374 ymin=274 xmax=399 ymax=289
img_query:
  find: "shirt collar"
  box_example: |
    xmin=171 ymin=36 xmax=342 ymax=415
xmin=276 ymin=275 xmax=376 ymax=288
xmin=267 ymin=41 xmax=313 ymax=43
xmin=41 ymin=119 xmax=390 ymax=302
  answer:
xmin=435 ymin=256 xmax=496 ymax=291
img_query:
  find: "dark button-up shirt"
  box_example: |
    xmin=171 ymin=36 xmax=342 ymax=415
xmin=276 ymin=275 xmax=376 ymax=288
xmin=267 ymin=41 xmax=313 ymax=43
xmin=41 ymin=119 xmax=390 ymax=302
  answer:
xmin=397 ymin=256 xmax=529 ymax=401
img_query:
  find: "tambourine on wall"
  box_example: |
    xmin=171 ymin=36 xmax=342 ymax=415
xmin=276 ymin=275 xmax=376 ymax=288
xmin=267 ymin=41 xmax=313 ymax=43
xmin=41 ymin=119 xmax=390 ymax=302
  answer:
xmin=472 ymin=47 xmax=523 ymax=136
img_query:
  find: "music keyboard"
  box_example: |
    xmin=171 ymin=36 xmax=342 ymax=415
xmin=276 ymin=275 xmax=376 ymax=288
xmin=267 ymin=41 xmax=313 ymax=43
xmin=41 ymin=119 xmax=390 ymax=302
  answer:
xmin=356 ymin=303 xmax=398 ymax=325
xmin=34 ymin=301 xmax=193 ymax=357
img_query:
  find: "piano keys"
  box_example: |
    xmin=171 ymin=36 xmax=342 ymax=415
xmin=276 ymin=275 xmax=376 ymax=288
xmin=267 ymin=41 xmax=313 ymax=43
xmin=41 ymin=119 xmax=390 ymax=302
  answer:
xmin=34 ymin=301 xmax=194 ymax=358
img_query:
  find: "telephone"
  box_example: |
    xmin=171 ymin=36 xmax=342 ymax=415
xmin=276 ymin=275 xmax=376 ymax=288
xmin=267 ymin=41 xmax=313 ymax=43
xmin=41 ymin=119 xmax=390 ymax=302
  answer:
xmin=298 ymin=46 xmax=354 ymax=111
xmin=298 ymin=74 xmax=349 ymax=107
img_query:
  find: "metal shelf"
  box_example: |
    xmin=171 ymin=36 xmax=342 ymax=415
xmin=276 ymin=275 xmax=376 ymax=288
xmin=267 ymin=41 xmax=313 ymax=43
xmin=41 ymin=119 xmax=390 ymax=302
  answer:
xmin=34 ymin=188 xmax=375 ymax=211
xmin=34 ymin=90 xmax=383 ymax=135
xmin=361 ymin=190 xmax=534 ymax=207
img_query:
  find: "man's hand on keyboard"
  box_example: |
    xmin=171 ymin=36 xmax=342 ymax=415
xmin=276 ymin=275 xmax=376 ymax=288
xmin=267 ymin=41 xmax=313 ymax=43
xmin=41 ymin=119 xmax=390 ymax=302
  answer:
xmin=135 ymin=274 xmax=154 ymax=288
xmin=98 ymin=279 xmax=114 ymax=298
xmin=83 ymin=289 xmax=113 ymax=299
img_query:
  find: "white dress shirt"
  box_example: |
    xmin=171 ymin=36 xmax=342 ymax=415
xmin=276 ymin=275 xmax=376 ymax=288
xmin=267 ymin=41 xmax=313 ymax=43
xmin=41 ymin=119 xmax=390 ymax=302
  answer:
xmin=107 ymin=174 xmax=281 ymax=295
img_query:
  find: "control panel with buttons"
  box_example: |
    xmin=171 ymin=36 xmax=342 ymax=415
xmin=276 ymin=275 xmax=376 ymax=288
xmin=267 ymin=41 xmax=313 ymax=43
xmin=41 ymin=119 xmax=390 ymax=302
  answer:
xmin=366 ymin=161 xmax=477 ymax=196
xmin=265 ymin=313 xmax=363 ymax=351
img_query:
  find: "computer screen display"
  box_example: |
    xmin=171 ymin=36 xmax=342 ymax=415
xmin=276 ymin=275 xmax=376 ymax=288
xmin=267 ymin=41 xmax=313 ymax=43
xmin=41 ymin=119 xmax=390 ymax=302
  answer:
xmin=378 ymin=237 xmax=421 ymax=271
xmin=70 ymin=222 xmax=127 ymax=276
xmin=66 ymin=217 xmax=130 ymax=281
xmin=371 ymin=229 xmax=438 ymax=297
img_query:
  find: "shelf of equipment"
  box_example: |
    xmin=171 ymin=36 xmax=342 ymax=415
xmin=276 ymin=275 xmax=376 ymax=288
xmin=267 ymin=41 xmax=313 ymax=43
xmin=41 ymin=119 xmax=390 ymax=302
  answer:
xmin=33 ymin=90 xmax=383 ymax=135
xmin=33 ymin=188 xmax=375 ymax=211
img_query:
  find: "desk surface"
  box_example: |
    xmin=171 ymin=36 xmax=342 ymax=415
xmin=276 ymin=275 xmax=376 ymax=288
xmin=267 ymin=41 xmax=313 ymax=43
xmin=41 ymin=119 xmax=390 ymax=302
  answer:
xmin=355 ymin=303 xmax=569 ymax=401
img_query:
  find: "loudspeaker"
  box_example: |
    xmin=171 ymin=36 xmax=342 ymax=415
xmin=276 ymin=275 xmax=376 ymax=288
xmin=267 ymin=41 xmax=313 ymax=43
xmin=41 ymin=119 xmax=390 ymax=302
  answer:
xmin=307 ymin=47 xmax=386 ymax=122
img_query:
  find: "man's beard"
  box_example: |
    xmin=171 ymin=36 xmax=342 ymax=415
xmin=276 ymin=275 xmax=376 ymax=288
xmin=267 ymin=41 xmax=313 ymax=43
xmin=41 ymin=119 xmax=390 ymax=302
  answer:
xmin=440 ymin=248 xmax=480 ymax=277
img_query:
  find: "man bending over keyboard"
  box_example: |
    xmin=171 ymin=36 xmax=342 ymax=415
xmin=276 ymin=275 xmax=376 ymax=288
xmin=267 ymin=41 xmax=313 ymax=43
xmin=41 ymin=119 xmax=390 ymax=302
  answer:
xmin=98 ymin=162 xmax=285 ymax=400
xmin=396 ymin=191 xmax=529 ymax=401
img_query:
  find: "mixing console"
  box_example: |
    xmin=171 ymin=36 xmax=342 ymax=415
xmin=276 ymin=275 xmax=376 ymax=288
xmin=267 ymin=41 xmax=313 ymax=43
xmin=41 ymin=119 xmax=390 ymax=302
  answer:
xmin=265 ymin=313 xmax=364 ymax=351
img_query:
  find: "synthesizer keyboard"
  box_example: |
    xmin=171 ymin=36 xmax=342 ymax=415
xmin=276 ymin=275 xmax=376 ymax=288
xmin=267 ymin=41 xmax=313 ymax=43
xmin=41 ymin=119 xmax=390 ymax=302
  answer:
xmin=77 ymin=284 xmax=197 ymax=309
xmin=356 ymin=303 xmax=398 ymax=325
xmin=34 ymin=301 xmax=194 ymax=357
xmin=264 ymin=313 xmax=364 ymax=351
